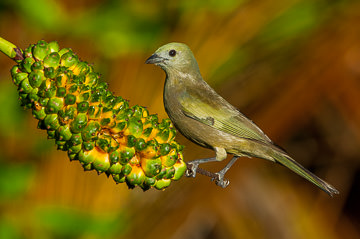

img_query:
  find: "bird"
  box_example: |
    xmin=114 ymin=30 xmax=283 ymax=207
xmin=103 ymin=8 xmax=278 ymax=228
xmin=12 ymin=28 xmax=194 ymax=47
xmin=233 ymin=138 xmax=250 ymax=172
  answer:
xmin=145 ymin=42 xmax=339 ymax=196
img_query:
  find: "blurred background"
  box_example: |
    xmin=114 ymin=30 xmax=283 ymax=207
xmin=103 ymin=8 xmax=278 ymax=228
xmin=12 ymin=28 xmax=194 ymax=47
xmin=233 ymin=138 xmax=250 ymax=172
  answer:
xmin=0 ymin=0 xmax=359 ymax=238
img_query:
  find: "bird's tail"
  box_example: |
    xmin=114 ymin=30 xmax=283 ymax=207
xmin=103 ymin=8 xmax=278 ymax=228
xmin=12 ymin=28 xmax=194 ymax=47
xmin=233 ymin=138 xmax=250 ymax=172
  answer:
xmin=272 ymin=152 xmax=339 ymax=196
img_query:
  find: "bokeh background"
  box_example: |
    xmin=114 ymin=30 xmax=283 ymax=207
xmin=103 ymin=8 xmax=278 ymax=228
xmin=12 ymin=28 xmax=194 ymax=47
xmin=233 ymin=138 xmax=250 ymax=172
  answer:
xmin=0 ymin=0 xmax=359 ymax=238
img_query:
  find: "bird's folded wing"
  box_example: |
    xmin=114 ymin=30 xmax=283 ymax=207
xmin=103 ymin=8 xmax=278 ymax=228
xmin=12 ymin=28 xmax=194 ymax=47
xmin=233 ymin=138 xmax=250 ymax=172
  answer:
xmin=179 ymin=90 xmax=271 ymax=143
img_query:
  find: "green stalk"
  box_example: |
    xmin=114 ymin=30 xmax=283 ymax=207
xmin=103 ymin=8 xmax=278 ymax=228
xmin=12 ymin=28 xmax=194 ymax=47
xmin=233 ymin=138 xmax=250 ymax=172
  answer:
xmin=0 ymin=37 xmax=22 ymax=60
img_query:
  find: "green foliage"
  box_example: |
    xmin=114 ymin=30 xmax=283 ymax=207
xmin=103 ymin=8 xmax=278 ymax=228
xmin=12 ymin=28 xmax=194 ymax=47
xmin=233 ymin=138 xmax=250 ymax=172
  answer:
xmin=17 ymin=0 xmax=64 ymax=29
xmin=259 ymin=0 xmax=325 ymax=49
xmin=35 ymin=207 xmax=128 ymax=238
xmin=0 ymin=219 xmax=22 ymax=239
xmin=0 ymin=159 xmax=34 ymax=200
xmin=0 ymin=81 xmax=26 ymax=138
xmin=209 ymin=0 xmax=347 ymax=86
xmin=179 ymin=0 xmax=245 ymax=12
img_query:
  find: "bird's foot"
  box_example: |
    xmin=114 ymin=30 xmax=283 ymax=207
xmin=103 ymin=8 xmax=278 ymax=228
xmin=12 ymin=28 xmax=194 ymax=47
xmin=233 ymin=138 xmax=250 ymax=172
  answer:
xmin=212 ymin=172 xmax=230 ymax=188
xmin=185 ymin=162 xmax=199 ymax=178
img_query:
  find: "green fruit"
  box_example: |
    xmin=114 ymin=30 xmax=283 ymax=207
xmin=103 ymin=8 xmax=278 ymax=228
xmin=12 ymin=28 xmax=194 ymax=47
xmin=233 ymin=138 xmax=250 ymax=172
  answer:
xmin=144 ymin=177 xmax=156 ymax=187
xmin=70 ymin=113 xmax=88 ymax=133
xmin=173 ymin=159 xmax=187 ymax=181
xmin=64 ymin=94 xmax=76 ymax=105
xmin=43 ymin=52 xmax=60 ymax=68
xmin=154 ymin=179 xmax=171 ymax=190
xmin=60 ymin=51 xmax=79 ymax=67
xmin=48 ymin=41 xmax=60 ymax=53
xmin=22 ymin=57 xmax=35 ymax=73
xmin=12 ymin=72 xmax=28 ymax=86
xmin=46 ymin=97 xmax=64 ymax=113
xmin=141 ymin=157 xmax=162 ymax=177
xmin=32 ymin=40 xmax=50 ymax=61
xmin=19 ymin=78 xmax=33 ymax=94
xmin=78 ymin=150 xmax=94 ymax=165
xmin=43 ymin=114 xmax=60 ymax=130
xmin=5 ymin=39 xmax=186 ymax=191
xmin=82 ymin=141 xmax=95 ymax=151
xmin=127 ymin=117 xmax=143 ymax=137
xmin=44 ymin=67 xmax=57 ymax=78
xmin=57 ymin=125 xmax=72 ymax=141
xmin=126 ymin=166 xmax=145 ymax=186
xmin=92 ymin=155 xmax=110 ymax=173
xmin=119 ymin=147 xmax=135 ymax=164
xmin=135 ymin=138 xmax=146 ymax=151
xmin=122 ymin=164 xmax=132 ymax=176
xmin=32 ymin=108 xmax=46 ymax=120
xmin=112 ymin=174 xmax=125 ymax=184
xmin=77 ymin=101 xmax=89 ymax=113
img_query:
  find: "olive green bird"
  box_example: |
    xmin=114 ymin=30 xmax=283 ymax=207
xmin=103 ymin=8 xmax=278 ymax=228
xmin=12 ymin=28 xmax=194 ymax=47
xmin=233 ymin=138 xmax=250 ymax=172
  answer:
xmin=146 ymin=42 xmax=339 ymax=196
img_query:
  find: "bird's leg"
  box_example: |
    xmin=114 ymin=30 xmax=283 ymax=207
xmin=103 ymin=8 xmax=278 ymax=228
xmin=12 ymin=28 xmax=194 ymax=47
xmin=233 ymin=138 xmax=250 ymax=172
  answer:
xmin=186 ymin=147 xmax=227 ymax=178
xmin=212 ymin=156 xmax=239 ymax=188
xmin=185 ymin=157 xmax=218 ymax=178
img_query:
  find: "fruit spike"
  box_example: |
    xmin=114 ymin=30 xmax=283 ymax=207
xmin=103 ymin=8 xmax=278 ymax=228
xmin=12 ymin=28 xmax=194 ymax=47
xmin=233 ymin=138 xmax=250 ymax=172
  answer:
xmin=1 ymin=38 xmax=187 ymax=190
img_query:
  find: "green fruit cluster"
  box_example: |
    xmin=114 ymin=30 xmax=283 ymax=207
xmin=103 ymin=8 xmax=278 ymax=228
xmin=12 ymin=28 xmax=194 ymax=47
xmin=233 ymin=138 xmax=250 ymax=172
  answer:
xmin=10 ymin=40 xmax=187 ymax=190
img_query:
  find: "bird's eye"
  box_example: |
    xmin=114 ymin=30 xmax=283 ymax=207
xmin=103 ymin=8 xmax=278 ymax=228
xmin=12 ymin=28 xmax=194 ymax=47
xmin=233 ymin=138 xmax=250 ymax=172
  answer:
xmin=169 ymin=49 xmax=176 ymax=57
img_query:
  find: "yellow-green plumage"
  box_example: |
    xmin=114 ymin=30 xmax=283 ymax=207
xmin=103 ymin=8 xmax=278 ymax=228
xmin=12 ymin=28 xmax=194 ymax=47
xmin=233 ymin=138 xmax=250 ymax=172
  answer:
xmin=146 ymin=42 xmax=339 ymax=196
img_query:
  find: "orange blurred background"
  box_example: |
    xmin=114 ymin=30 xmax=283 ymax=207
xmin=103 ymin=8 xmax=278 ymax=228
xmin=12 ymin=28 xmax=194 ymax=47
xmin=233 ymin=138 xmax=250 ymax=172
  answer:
xmin=0 ymin=0 xmax=359 ymax=238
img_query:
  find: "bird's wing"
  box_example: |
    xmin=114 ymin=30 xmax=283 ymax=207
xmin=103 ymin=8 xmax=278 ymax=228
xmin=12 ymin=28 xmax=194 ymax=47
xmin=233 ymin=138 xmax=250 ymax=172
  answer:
xmin=178 ymin=87 xmax=271 ymax=143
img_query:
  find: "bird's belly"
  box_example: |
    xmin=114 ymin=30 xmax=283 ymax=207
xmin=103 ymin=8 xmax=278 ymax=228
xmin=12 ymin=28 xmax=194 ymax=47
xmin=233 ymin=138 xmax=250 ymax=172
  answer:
xmin=167 ymin=109 xmax=270 ymax=160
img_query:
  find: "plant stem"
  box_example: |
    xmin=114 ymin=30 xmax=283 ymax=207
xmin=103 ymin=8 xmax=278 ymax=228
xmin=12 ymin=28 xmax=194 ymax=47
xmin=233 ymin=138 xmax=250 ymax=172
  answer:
xmin=0 ymin=37 xmax=22 ymax=60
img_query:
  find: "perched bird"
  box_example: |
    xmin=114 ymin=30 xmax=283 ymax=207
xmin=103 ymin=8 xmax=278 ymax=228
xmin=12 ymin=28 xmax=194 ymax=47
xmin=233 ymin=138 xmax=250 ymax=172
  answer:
xmin=146 ymin=42 xmax=339 ymax=196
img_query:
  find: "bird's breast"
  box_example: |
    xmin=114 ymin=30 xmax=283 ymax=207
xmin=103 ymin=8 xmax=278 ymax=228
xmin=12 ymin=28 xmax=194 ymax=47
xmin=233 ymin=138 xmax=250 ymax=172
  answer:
xmin=163 ymin=82 xmax=223 ymax=149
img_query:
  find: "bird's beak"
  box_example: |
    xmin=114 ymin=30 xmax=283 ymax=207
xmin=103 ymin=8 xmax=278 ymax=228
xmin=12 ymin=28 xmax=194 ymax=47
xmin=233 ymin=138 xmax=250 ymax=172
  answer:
xmin=145 ymin=53 xmax=165 ymax=64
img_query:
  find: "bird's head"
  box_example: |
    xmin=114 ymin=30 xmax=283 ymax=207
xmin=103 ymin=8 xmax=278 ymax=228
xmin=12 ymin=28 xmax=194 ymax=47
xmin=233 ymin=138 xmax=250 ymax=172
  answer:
xmin=146 ymin=42 xmax=200 ymax=76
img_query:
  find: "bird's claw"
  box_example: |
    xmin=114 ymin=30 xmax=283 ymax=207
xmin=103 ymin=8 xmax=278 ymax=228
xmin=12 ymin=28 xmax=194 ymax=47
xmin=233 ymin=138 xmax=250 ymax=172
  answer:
xmin=186 ymin=162 xmax=230 ymax=188
xmin=185 ymin=162 xmax=198 ymax=178
xmin=212 ymin=172 xmax=230 ymax=188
